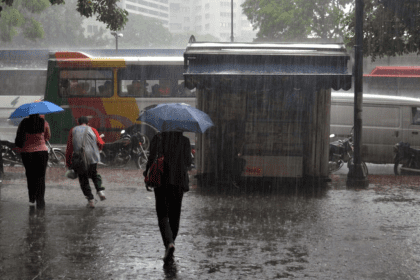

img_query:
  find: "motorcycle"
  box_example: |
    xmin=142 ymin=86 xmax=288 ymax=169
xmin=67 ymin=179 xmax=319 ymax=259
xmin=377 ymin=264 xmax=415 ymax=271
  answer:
xmin=1 ymin=140 xmax=66 ymax=167
xmin=99 ymin=130 xmax=149 ymax=169
xmin=328 ymin=129 xmax=368 ymax=174
xmin=393 ymin=142 xmax=420 ymax=175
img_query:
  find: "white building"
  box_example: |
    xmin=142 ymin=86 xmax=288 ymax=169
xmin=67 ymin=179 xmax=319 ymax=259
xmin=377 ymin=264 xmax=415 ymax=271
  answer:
xmin=168 ymin=0 xmax=256 ymax=42
xmin=83 ymin=0 xmax=256 ymax=42
xmin=84 ymin=0 xmax=170 ymax=38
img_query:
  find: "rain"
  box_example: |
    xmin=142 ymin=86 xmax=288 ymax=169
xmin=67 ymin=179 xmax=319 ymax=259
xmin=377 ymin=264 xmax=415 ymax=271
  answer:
xmin=1 ymin=0 xmax=420 ymax=279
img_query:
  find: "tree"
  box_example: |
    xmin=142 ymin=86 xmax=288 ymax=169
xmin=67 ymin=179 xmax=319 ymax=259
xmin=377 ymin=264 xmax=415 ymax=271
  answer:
xmin=340 ymin=0 xmax=420 ymax=61
xmin=118 ymin=13 xmax=173 ymax=48
xmin=241 ymin=0 xmax=352 ymax=42
xmin=1 ymin=0 xmax=109 ymax=48
xmin=0 ymin=0 xmax=127 ymax=42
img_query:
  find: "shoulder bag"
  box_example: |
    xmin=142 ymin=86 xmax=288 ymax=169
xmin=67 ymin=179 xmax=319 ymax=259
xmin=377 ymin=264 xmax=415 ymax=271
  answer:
xmin=144 ymin=133 xmax=164 ymax=189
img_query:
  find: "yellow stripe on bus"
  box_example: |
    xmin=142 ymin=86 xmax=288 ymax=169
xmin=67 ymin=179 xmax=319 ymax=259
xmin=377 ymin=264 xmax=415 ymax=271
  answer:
xmin=91 ymin=59 xmax=126 ymax=68
xmin=101 ymin=69 xmax=140 ymax=129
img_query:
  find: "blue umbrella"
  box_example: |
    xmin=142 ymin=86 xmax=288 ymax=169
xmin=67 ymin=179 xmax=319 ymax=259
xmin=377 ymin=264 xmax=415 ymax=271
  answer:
xmin=9 ymin=101 xmax=64 ymax=119
xmin=138 ymin=103 xmax=214 ymax=133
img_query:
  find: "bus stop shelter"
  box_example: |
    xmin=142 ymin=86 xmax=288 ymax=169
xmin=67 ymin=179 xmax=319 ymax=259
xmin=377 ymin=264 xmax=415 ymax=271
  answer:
xmin=184 ymin=42 xmax=352 ymax=186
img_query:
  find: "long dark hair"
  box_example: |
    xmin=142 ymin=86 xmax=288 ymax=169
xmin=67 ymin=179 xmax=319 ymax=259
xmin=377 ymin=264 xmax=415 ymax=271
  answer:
xmin=24 ymin=114 xmax=45 ymax=134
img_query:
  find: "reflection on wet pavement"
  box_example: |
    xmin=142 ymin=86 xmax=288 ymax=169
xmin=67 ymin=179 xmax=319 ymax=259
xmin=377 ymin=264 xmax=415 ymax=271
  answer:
xmin=1 ymin=167 xmax=420 ymax=279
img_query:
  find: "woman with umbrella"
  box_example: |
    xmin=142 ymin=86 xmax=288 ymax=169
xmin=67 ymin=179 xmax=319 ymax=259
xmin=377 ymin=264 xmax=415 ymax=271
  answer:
xmin=11 ymin=101 xmax=63 ymax=209
xmin=140 ymin=103 xmax=213 ymax=265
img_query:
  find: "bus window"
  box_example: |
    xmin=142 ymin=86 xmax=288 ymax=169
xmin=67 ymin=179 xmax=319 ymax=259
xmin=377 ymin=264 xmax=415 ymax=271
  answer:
xmin=173 ymin=80 xmax=196 ymax=97
xmin=146 ymin=79 xmax=172 ymax=97
xmin=59 ymin=69 xmax=113 ymax=97
xmin=120 ymin=80 xmax=148 ymax=97
xmin=98 ymin=80 xmax=113 ymax=96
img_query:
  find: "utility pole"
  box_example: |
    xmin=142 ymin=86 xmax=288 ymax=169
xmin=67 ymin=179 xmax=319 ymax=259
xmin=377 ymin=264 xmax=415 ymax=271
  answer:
xmin=347 ymin=0 xmax=369 ymax=187
xmin=230 ymin=0 xmax=234 ymax=42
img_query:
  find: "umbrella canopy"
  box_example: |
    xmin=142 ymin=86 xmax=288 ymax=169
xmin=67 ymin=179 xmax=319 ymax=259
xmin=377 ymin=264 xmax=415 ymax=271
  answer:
xmin=137 ymin=103 xmax=214 ymax=133
xmin=9 ymin=101 xmax=64 ymax=119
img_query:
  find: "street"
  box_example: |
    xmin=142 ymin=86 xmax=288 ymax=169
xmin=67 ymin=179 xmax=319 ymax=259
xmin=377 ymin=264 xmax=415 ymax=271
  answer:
xmin=1 ymin=165 xmax=420 ymax=279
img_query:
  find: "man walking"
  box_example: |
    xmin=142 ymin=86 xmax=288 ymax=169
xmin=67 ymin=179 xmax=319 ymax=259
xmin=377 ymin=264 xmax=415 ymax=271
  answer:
xmin=65 ymin=116 xmax=106 ymax=208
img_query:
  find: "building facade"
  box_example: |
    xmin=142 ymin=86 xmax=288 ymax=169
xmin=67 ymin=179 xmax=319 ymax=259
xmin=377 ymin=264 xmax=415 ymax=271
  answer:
xmin=84 ymin=0 xmax=170 ymax=38
xmin=83 ymin=0 xmax=256 ymax=42
xmin=168 ymin=0 xmax=256 ymax=42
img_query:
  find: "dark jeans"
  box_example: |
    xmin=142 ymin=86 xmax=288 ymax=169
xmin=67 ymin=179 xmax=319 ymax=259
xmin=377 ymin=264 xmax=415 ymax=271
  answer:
xmin=77 ymin=163 xmax=104 ymax=200
xmin=21 ymin=151 xmax=49 ymax=208
xmin=154 ymin=184 xmax=184 ymax=249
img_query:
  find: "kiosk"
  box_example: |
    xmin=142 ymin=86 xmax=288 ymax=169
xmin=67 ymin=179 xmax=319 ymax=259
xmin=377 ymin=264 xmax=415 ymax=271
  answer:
xmin=184 ymin=42 xmax=352 ymax=186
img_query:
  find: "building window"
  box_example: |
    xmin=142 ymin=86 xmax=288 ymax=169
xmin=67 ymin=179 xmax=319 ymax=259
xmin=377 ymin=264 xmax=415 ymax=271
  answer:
xmin=126 ymin=4 xmax=137 ymax=11
xmin=220 ymin=1 xmax=235 ymax=7
xmin=205 ymin=13 xmax=210 ymax=19
xmin=184 ymin=17 xmax=190 ymax=22
xmin=170 ymin=23 xmax=182 ymax=30
xmin=170 ymin=3 xmax=180 ymax=12
xmin=205 ymin=23 xmax=210 ymax=30
xmin=205 ymin=3 xmax=210 ymax=9
xmin=220 ymin=12 xmax=235 ymax=17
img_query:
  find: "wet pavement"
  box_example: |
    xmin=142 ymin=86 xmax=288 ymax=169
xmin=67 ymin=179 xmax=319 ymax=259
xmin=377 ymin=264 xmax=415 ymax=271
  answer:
xmin=1 ymin=166 xmax=420 ymax=279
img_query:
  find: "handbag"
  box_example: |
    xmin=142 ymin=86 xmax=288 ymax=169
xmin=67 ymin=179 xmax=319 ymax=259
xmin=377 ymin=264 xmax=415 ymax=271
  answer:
xmin=144 ymin=134 xmax=164 ymax=189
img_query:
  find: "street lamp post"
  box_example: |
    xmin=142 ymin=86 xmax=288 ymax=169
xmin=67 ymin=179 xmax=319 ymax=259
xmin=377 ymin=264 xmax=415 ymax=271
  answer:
xmin=111 ymin=31 xmax=123 ymax=53
xmin=230 ymin=0 xmax=234 ymax=42
xmin=347 ymin=0 xmax=369 ymax=187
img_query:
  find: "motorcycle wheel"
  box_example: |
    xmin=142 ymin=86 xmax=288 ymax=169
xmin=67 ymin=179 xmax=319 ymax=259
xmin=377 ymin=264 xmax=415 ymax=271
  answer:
xmin=328 ymin=160 xmax=344 ymax=173
xmin=48 ymin=150 xmax=66 ymax=168
xmin=135 ymin=151 xmax=149 ymax=170
xmin=2 ymin=148 xmax=17 ymax=167
xmin=394 ymin=157 xmax=412 ymax=175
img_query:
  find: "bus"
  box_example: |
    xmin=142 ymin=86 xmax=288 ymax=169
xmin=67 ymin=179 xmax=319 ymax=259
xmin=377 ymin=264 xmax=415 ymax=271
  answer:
xmin=43 ymin=51 xmax=196 ymax=148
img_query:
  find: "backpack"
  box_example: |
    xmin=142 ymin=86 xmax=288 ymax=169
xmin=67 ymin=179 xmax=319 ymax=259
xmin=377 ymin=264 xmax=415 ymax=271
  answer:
xmin=71 ymin=127 xmax=89 ymax=174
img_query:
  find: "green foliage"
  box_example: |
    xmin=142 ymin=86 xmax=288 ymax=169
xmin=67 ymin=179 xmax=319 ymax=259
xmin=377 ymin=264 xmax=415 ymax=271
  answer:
xmin=0 ymin=0 xmax=128 ymax=42
xmin=1 ymin=0 xmax=109 ymax=48
xmin=22 ymin=17 xmax=44 ymax=40
xmin=23 ymin=0 xmax=49 ymax=13
xmin=0 ymin=6 xmax=24 ymax=41
xmin=77 ymin=0 xmax=127 ymax=31
xmin=241 ymin=0 xmax=352 ymax=42
xmin=341 ymin=0 xmax=420 ymax=61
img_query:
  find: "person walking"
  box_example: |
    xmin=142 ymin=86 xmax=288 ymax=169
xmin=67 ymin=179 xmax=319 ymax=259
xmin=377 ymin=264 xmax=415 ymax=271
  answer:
xmin=143 ymin=131 xmax=192 ymax=265
xmin=15 ymin=114 xmax=51 ymax=209
xmin=65 ymin=116 xmax=106 ymax=208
